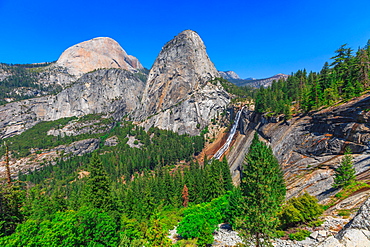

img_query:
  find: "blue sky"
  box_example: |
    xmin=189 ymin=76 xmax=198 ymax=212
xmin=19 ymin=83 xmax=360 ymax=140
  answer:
xmin=1 ymin=0 xmax=370 ymax=79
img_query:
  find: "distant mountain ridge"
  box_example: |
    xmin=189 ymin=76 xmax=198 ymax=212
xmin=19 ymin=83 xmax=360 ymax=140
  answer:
xmin=219 ymin=70 xmax=289 ymax=88
xmin=240 ymin=73 xmax=289 ymax=88
xmin=219 ymin=71 xmax=241 ymax=80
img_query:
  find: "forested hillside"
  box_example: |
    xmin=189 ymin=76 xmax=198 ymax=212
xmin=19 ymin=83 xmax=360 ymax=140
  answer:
xmin=254 ymin=42 xmax=370 ymax=117
xmin=0 ymin=63 xmax=62 ymax=105
xmin=0 ymin=116 xmax=237 ymax=246
xmin=0 ymin=115 xmax=328 ymax=246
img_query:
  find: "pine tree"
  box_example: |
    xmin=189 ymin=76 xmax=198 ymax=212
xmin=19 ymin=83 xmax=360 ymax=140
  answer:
xmin=355 ymin=48 xmax=370 ymax=89
xmin=85 ymin=153 xmax=114 ymax=211
xmin=238 ymin=133 xmax=286 ymax=247
xmin=0 ymin=182 xmax=24 ymax=236
xmin=205 ymin=159 xmax=224 ymax=201
xmin=221 ymin=156 xmax=233 ymax=191
xmin=333 ymin=148 xmax=356 ymax=189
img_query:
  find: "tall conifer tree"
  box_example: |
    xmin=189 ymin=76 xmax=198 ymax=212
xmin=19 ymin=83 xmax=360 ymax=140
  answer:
xmin=85 ymin=153 xmax=114 ymax=211
xmin=333 ymin=148 xmax=356 ymax=189
xmin=238 ymin=133 xmax=286 ymax=247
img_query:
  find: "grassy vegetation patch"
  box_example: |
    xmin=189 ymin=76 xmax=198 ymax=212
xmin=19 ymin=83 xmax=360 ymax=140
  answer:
xmin=334 ymin=181 xmax=370 ymax=199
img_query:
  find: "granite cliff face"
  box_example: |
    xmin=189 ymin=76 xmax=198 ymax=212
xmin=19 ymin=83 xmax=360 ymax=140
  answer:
xmin=139 ymin=30 xmax=221 ymax=116
xmin=230 ymin=93 xmax=370 ymax=201
xmin=0 ymin=69 xmax=145 ymax=139
xmin=56 ymin=37 xmax=143 ymax=77
xmin=1 ymin=31 xmax=230 ymax=138
xmin=137 ymin=30 xmax=230 ymax=135
xmin=140 ymin=82 xmax=230 ymax=135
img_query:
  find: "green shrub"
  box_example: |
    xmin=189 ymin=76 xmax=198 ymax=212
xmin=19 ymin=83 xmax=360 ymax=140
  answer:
xmin=288 ymin=229 xmax=311 ymax=241
xmin=279 ymin=204 xmax=303 ymax=226
xmin=173 ymin=239 xmax=198 ymax=246
xmin=0 ymin=208 xmax=119 ymax=246
xmin=177 ymin=194 xmax=230 ymax=246
xmin=334 ymin=181 xmax=370 ymax=200
xmin=307 ymin=219 xmax=324 ymax=227
xmin=274 ymin=230 xmax=286 ymax=238
xmin=279 ymin=193 xmax=323 ymax=227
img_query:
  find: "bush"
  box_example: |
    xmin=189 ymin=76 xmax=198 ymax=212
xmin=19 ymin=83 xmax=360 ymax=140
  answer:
xmin=288 ymin=229 xmax=311 ymax=241
xmin=0 ymin=208 xmax=119 ymax=246
xmin=279 ymin=193 xmax=323 ymax=227
xmin=173 ymin=238 xmax=198 ymax=246
xmin=279 ymin=204 xmax=303 ymax=226
xmin=274 ymin=230 xmax=286 ymax=238
xmin=177 ymin=194 xmax=230 ymax=246
xmin=307 ymin=219 xmax=324 ymax=227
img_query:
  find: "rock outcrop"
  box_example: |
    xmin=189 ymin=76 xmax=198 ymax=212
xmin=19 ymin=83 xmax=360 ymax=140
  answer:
xmin=137 ymin=30 xmax=229 ymax=135
xmin=316 ymin=196 xmax=370 ymax=247
xmin=36 ymin=65 xmax=77 ymax=88
xmin=56 ymin=37 xmax=143 ymax=77
xmin=139 ymin=30 xmax=221 ymax=116
xmin=0 ymin=64 xmax=12 ymax=81
xmin=0 ymin=69 xmax=145 ymax=139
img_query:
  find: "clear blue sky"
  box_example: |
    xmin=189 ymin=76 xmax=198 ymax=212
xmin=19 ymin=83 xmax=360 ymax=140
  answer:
xmin=1 ymin=0 xmax=370 ymax=79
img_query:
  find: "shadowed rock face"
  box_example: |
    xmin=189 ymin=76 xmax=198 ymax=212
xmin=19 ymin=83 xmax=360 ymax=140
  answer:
xmin=139 ymin=30 xmax=221 ymax=117
xmin=247 ymin=94 xmax=370 ymax=200
xmin=56 ymin=37 xmax=143 ymax=77
xmin=229 ymin=93 xmax=370 ymax=201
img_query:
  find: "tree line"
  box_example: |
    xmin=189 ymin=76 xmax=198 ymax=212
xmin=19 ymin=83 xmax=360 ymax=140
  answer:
xmin=255 ymin=42 xmax=370 ymax=117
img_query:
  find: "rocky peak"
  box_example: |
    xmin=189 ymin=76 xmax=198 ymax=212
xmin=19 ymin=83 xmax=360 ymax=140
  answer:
xmin=56 ymin=37 xmax=143 ymax=77
xmin=219 ymin=71 xmax=241 ymax=80
xmin=139 ymin=30 xmax=220 ymax=117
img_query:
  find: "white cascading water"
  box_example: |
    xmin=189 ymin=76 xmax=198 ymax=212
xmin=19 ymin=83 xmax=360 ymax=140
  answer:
xmin=212 ymin=107 xmax=244 ymax=160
